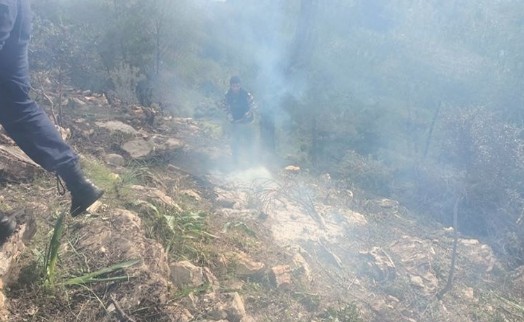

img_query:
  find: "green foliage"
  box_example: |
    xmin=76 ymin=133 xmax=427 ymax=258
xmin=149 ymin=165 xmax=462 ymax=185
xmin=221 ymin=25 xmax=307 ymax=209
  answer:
xmin=62 ymin=259 xmax=140 ymax=286
xmin=173 ymin=283 xmax=210 ymax=300
xmin=31 ymin=3 xmax=105 ymax=90
xmin=42 ymin=211 xmax=140 ymax=290
xmin=339 ymin=150 xmax=393 ymax=196
xmin=394 ymin=106 xmax=524 ymax=265
xmin=131 ymin=199 xmax=214 ymax=262
xmin=109 ymin=62 xmax=145 ymax=104
xmin=81 ymin=158 xmax=122 ymax=197
xmin=43 ymin=212 xmax=66 ymax=289
xmin=31 ymin=0 xmax=194 ymax=97
xmin=318 ymin=303 xmax=364 ymax=322
xmin=223 ymin=221 xmax=257 ymax=238
xmin=436 ymin=106 xmax=524 ymax=264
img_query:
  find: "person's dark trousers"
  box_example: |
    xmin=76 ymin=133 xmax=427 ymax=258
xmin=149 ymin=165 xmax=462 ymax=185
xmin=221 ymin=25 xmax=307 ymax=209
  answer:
xmin=230 ymin=122 xmax=256 ymax=167
xmin=260 ymin=113 xmax=275 ymax=152
xmin=0 ymin=0 xmax=76 ymax=172
xmin=0 ymin=79 xmax=78 ymax=172
xmin=0 ymin=79 xmax=103 ymax=216
xmin=0 ymin=0 xmax=102 ymax=227
xmin=0 ymin=78 xmax=104 ymax=215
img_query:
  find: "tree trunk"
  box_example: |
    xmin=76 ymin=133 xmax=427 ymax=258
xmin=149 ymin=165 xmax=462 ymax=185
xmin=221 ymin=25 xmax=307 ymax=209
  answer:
xmin=288 ymin=0 xmax=318 ymax=71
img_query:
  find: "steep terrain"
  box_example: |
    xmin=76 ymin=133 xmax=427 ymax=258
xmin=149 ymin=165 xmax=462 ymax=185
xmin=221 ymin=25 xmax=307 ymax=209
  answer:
xmin=0 ymin=90 xmax=523 ymax=321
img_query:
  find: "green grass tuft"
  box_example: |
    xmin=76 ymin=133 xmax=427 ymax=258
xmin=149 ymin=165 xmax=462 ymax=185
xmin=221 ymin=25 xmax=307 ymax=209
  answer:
xmin=43 ymin=211 xmax=67 ymax=289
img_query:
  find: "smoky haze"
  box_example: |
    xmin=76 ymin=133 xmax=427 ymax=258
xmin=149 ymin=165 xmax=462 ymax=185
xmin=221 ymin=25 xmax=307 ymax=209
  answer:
xmin=28 ymin=0 xmax=523 ymax=264
xmin=200 ymin=0 xmax=522 ymax=138
xmin=193 ymin=0 xmax=524 ymax=262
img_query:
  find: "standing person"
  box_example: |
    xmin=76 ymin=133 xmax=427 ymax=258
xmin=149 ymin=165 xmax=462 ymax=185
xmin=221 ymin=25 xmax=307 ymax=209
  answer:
xmin=0 ymin=0 xmax=103 ymax=242
xmin=223 ymin=76 xmax=256 ymax=166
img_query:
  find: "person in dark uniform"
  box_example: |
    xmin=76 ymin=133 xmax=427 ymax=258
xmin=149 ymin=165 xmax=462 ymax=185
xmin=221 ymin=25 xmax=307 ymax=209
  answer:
xmin=222 ymin=76 xmax=256 ymax=165
xmin=0 ymin=0 xmax=103 ymax=243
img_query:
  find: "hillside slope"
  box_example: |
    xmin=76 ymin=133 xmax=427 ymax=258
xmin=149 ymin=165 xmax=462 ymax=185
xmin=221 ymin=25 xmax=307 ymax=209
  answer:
xmin=0 ymin=90 xmax=522 ymax=322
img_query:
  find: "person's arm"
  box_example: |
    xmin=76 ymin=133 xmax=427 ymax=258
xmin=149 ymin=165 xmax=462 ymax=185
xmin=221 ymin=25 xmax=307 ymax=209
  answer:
xmin=247 ymin=92 xmax=256 ymax=111
xmin=222 ymin=92 xmax=234 ymax=121
xmin=0 ymin=1 xmax=17 ymax=51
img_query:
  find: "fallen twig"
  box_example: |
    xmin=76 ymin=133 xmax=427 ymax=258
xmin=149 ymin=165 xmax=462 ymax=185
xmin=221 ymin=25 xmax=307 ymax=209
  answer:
xmin=110 ymin=294 xmax=137 ymax=322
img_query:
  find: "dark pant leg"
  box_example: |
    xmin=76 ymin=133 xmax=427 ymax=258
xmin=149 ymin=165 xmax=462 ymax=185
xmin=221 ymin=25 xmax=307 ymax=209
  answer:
xmin=230 ymin=123 xmax=242 ymax=164
xmin=231 ymin=122 xmax=257 ymax=167
xmin=260 ymin=114 xmax=275 ymax=152
xmin=0 ymin=80 xmax=77 ymax=172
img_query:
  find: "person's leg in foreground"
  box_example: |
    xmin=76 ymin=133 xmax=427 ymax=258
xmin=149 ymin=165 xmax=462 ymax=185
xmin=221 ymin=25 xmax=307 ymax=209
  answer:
xmin=0 ymin=0 xmax=103 ymax=243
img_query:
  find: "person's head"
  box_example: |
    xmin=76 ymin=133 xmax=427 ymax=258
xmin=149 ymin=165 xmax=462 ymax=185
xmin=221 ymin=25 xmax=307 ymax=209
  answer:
xmin=229 ymin=76 xmax=241 ymax=92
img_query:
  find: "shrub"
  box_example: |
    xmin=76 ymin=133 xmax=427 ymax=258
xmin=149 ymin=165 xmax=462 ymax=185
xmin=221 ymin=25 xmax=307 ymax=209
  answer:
xmin=434 ymin=106 xmax=524 ymax=265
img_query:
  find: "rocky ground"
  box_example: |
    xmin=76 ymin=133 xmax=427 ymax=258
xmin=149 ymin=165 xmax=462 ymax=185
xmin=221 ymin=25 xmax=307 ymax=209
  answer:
xmin=0 ymin=89 xmax=523 ymax=321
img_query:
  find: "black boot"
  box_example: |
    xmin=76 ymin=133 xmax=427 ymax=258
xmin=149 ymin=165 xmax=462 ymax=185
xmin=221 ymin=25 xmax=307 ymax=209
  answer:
xmin=57 ymin=162 xmax=104 ymax=217
xmin=0 ymin=213 xmax=16 ymax=245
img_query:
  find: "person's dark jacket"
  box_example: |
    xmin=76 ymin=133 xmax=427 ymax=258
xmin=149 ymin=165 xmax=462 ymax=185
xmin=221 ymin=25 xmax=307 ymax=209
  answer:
xmin=224 ymin=88 xmax=255 ymax=122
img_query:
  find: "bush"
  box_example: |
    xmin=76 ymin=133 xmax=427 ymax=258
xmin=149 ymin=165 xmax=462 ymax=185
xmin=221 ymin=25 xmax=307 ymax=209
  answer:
xmin=434 ymin=106 xmax=524 ymax=265
xmin=109 ymin=62 xmax=145 ymax=105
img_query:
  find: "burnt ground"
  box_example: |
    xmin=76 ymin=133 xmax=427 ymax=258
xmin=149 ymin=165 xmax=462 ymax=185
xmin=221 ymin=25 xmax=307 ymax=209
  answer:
xmin=0 ymin=91 xmax=523 ymax=322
